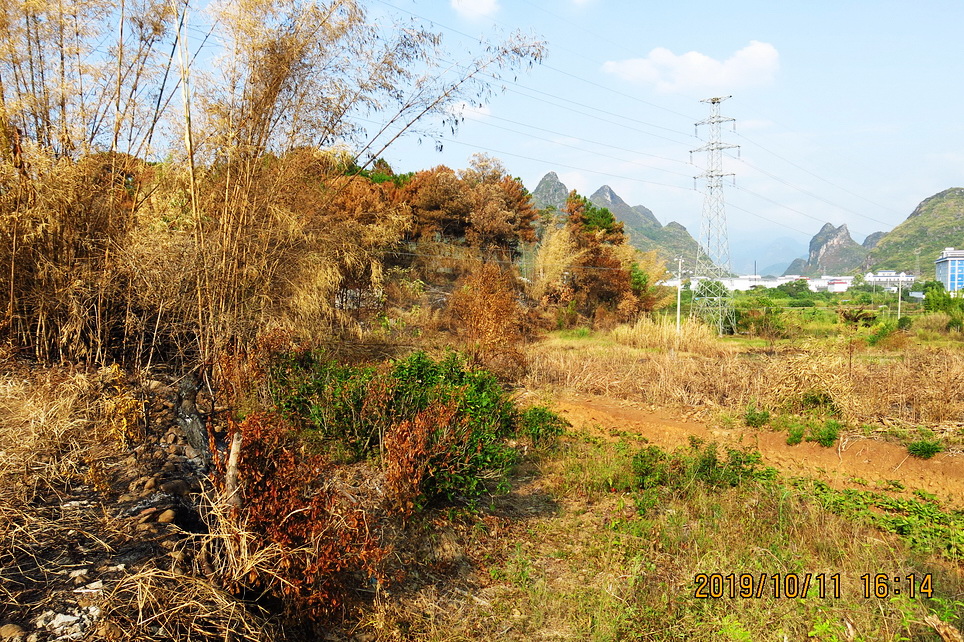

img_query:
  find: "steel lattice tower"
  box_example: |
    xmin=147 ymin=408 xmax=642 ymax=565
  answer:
xmin=691 ymin=96 xmax=738 ymax=334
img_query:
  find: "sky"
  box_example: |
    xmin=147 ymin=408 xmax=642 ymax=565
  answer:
xmin=364 ymin=0 xmax=964 ymax=273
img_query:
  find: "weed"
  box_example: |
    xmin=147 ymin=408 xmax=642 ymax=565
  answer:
xmin=271 ymin=350 xmax=562 ymax=503
xmin=800 ymin=391 xmax=839 ymax=416
xmin=806 ymin=419 xmax=841 ymax=448
xmin=518 ymin=405 xmax=570 ymax=446
xmin=867 ymin=321 xmax=897 ymax=347
xmin=743 ymin=404 xmax=770 ymax=428
xmin=907 ymin=439 xmax=944 ymax=459
xmin=791 ymin=478 xmax=964 ymax=560
xmin=631 ymin=438 xmax=775 ymax=492
xmin=786 ymin=423 xmax=806 ymax=446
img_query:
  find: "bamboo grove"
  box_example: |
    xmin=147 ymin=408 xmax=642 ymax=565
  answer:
xmin=0 ymin=0 xmax=671 ymax=372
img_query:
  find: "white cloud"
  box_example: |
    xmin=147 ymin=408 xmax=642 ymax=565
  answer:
xmin=450 ymin=0 xmax=500 ymax=20
xmin=603 ymin=41 xmax=779 ymax=94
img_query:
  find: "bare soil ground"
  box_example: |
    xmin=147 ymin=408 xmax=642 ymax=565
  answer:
xmin=553 ymin=392 xmax=964 ymax=507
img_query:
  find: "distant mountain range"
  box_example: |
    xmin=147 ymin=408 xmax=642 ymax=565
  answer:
xmin=531 ymin=172 xmax=700 ymax=266
xmin=861 ymin=188 xmax=964 ymax=278
xmin=529 ymin=171 xmax=964 ymax=280
xmin=782 ymin=223 xmax=878 ymax=276
xmin=787 ymin=188 xmax=964 ymax=278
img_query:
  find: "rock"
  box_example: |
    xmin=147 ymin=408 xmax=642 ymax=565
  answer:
xmin=156 ymin=509 xmax=177 ymax=524
xmin=160 ymin=480 xmax=189 ymax=496
xmin=0 ymin=623 xmax=26 ymax=640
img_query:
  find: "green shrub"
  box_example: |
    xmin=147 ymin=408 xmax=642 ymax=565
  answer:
xmin=786 ymin=423 xmax=805 ymax=446
xmin=631 ymin=445 xmax=669 ymax=490
xmin=807 ymin=419 xmax=841 ymax=448
xmin=867 ymin=322 xmax=896 ymax=347
xmin=743 ymin=404 xmax=770 ymax=428
xmin=632 ymin=437 xmax=774 ymax=492
xmin=800 ymin=390 xmax=839 ymax=415
xmin=268 ymin=350 xmax=551 ymax=502
xmin=907 ymin=439 xmax=944 ymax=459
xmin=518 ymin=405 xmax=569 ymax=445
xmin=896 ymin=316 xmax=912 ymax=331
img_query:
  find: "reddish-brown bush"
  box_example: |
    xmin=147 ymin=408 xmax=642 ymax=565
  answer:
xmin=216 ymin=413 xmax=386 ymax=623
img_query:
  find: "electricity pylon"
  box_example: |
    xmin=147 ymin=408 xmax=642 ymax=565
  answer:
xmin=691 ymin=96 xmax=738 ymax=334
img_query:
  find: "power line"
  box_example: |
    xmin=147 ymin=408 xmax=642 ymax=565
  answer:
xmin=407 ymin=129 xmax=693 ymax=191
xmin=734 ymin=130 xmax=905 ymax=219
xmin=372 ymin=0 xmax=696 ymax=144
xmin=455 ymin=112 xmax=695 ymax=179
xmin=734 ymin=154 xmax=892 ymax=227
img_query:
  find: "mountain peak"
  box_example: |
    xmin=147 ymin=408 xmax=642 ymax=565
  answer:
xmin=785 ymin=223 xmax=866 ymax=276
xmin=531 ymin=172 xmax=569 ymax=210
xmin=863 ymin=187 xmax=964 ymax=276
xmin=590 ymin=185 xmax=622 ymax=207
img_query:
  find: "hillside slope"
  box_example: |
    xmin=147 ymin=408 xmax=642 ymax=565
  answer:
xmin=864 ymin=187 xmax=964 ymax=277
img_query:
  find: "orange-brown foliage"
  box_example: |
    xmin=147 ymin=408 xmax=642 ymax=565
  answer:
xmin=220 ymin=412 xmax=386 ymax=622
xmin=448 ymin=262 xmax=525 ymax=378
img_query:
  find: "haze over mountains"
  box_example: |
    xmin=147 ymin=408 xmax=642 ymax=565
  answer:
xmin=528 ymin=172 xmax=964 ymax=280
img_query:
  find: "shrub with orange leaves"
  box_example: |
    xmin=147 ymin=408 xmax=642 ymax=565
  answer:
xmin=215 ymin=412 xmax=386 ymax=625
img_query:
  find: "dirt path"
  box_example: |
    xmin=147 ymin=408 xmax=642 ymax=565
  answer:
xmin=553 ymin=392 xmax=964 ymax=506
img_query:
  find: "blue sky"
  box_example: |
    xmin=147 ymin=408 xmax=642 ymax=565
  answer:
xmin=368 ymin=0 xmax=964 ymax=272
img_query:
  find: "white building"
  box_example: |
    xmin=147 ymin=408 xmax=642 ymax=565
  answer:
xmin=864 ymin=270 xmax=915 ymax=288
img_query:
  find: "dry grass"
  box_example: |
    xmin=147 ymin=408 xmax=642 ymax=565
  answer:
xmin=610 ymin=316 xmax=729 ymax=357
xmin=526 ymin=327 xmax=964 ymax=428
xmin=0 ymin=366 xmax=109 ymax=506
xmin=348 ymin=433 xmax=964 ymax=641
xmin=0 ymin=363 xmax=280 ymax=640
xmin=100 ymin=568 xmax=279 ymax=641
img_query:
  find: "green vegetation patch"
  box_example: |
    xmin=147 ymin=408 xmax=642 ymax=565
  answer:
xmin=907 ymin=439 xmax=945 ymax=459
xmin=791 ymin=479 xmax=964 ymax=559
xmin=631 ymin=437 xmax=777 ymax=492
xmin=269 ymin=350 xmax=564 ymax=501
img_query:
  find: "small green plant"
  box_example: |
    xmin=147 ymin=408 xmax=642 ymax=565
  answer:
xmin=797 ymin=390 xmax=840 ymax=416
xmin=786 ymin=423 xmax=805 ymax=446
xmin=806 ymin=419 xmax=841 ymax=448
xmin=907 ymin=439 xmax=944 ymax=459
xmin=866 ymin=321 xmax=896 ymax=347
xmin=631 ymin=446 xmax=669 ymax=490
xmin=518 ymin=405 xmax=569 ymax=445
xmin=743 ymin=404 xmax=770 ymax=428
